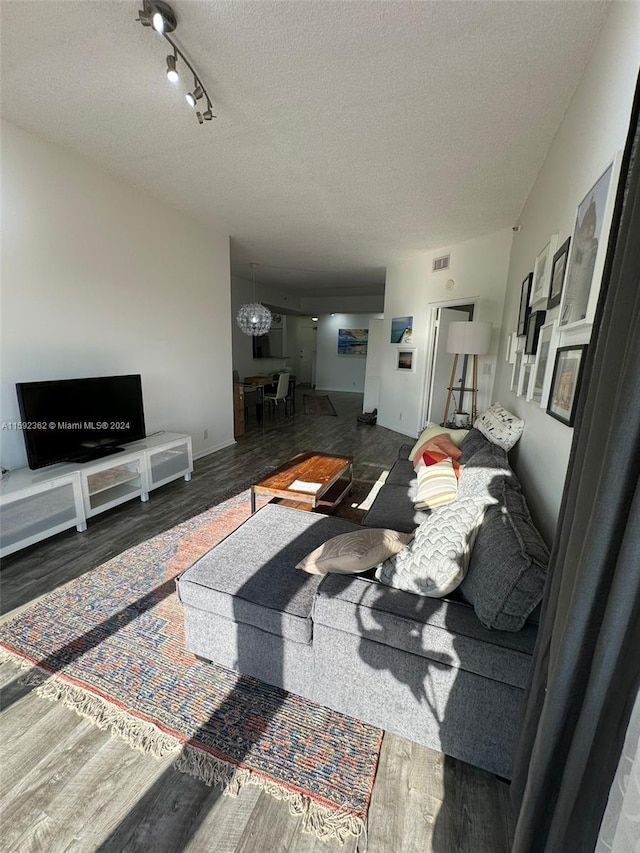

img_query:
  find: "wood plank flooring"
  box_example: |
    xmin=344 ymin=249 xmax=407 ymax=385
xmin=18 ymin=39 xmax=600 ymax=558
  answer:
xmin=0 ymin=391 xmax=514 ymax=852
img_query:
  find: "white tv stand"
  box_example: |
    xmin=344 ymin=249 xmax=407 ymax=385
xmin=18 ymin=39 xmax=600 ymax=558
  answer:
xmin=0 ymin=432 xmax=193 ymax=558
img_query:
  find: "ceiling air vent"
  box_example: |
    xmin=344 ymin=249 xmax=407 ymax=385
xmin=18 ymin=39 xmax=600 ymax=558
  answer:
xmin=432 ymin=254 xmax=450 ymax=272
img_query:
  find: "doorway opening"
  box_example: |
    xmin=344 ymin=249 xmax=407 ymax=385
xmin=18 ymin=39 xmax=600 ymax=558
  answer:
xmin=425 ymin=302 xmax=476 ymax=427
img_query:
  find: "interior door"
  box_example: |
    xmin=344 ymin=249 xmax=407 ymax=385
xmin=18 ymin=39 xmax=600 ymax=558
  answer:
xmin=428 ymin=305 xmax=474 ymax=425
xmin=296 ymin=322 xmax=317 ymax=385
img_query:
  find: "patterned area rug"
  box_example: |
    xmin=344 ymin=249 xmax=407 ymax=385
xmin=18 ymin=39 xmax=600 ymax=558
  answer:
xmin=303 ymin=394 xmax=338 ymax=416
xmin=0 ymin=485 xmax=382 ymax=844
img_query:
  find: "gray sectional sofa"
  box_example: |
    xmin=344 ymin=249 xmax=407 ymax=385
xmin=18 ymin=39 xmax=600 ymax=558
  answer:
xmin=176 ymin=428 xmax=548 ymax=779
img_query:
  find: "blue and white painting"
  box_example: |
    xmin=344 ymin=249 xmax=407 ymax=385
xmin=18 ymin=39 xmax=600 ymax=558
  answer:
xmin=390 ymin=316 xmax=413 ymax=344
xmin=338 ymin=328 xmax=368 ymax=356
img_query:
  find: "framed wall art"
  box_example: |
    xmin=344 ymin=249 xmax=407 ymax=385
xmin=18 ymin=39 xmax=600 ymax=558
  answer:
xmin=530 ymin=234 xmax=558 ymax=306
xmin=506 ymin=332 xmax=519 ymax=364
xmin=517 ymin=361 xmax=533 ymax=398
xmin=525 ymin=310 xmax=547 ymax=355
xmin=528 ymin=319 xmax=558 ymax=406
xmin=517 ymin=273 xmax=533 ymax=336
xmin=547 ymin=236 xmax=571 ymax=310
xmin=558 ymin=152 xmax=622 ymax=329
xmin=390 ymin=316 xmax=413 ymax=344
xmin=547 ymin=344 xmax=588 ymax=426
xmin=511 ymin=347 xmax=524 ymax=392
xmin=396 ymin=348 xmax=416 ymax=371
xmin=338 ymin=328 xmax=368 ymax=355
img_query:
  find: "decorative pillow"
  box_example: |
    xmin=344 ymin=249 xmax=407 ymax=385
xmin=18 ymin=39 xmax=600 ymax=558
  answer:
xmin=458 ymin=482 xmax=549 ymax=631
xmin=421 ymin=450 xmax=461 ymax=479
xmin=474 ymin=403 xmax=524 ymax=451
xmin=409 ymin=423 xmax=468 ymax=462
xmin=375 ymin=497 xmax=486 ymax=597
xmin=413 ymin=457 xmax=458 ymax=509
xmin=296 ymin=528 xmax=413 ymax=575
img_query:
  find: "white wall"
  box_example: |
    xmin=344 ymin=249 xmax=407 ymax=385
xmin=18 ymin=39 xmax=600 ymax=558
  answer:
xmin=380 ymin=229 xmax=513 ymax=438
xmin=492 ymin=0 xmax=640 ymax=543
xmin=0 ymin=121 xmax=233 ymax=470
xmin=315 ymin=313 xmax=383 ymax=392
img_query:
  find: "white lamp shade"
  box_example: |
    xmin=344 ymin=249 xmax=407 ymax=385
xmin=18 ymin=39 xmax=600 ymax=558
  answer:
xmin=446 ymin=321 xmax=492 ymax=355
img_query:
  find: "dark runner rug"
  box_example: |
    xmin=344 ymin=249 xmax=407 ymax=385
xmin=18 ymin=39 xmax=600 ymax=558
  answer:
xmin=0 ymin=484 xmax=382 ymax=845
xmin=303 ymin=394 xmax=338 ymax=416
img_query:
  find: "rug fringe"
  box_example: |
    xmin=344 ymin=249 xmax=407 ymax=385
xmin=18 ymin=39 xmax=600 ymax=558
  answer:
xmin=34 ymin=675 xmax=182 ymax=758
xmin=177 ymin=743 xmax=368 ymax=846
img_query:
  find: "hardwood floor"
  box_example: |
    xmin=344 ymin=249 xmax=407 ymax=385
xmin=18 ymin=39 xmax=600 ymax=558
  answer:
xmin=0 ymin=391 xmax=514 ymax=852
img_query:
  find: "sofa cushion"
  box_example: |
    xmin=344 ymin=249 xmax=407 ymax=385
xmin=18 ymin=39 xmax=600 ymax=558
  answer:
xmin=176 ymin=504 xmax=362 ymax=644
xmin=457 ymin=440 xmax=519 ymax=503
xmin=361 ymin=483 xmax=426 ymax=533
xmin=474 ymin=403 xmax=525 ymax=451
xmin=458 ymin=427 xmax=492 ymax=462
xmin=375 ymin=497 xmax=486 ymax=597
xmin=384 ymin=458 xmax=417 ymax=486
xmin=296 ymin=528 xmax=413 ymax=575
xmin=314 ymin=574 xmax=537 ymax=689
xmin=458 ymin=484 xmax=549 ymax=631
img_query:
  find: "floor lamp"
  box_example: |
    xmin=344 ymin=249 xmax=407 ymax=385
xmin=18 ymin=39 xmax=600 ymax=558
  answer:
xmin=442 ymin=320 xmax=492 ymax=426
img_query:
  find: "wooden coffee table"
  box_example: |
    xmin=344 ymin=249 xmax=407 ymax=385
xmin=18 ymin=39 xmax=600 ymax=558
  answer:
xmin=250 ymin=451 xmax=353 ymax=514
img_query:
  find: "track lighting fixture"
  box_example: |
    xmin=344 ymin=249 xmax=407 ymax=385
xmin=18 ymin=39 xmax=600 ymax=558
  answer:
xmin=185 ymin=84 xmax=203 ymax=108
xmin=165 ymin=54 xmax=179 ymax=82
xmin=136 ymin=1 xmax=215 ymax=126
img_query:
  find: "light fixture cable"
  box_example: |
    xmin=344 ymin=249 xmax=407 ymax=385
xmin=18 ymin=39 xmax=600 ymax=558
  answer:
xmin=136 ymin=1 xmax=215 ymax=125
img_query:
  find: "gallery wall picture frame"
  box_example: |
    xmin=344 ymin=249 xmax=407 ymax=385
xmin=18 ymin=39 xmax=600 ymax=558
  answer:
xmin=528 ymin=319 xmax=558 ymax=406
xmin=518 ymin=361 xmax=533 ymax=398
xmin=511 ymin=348 xmax=524 ymax=392
xmin=506 ymin=332 xmax=519 ymax=364
xmin=517 ymin=273 xmax=533 ymax=336
xmin=558 ymin=151 xmax=622 ymax=330
xmin=391 ymin=316 xmax=413 ymax=344
xmin=530 ymin=234 xmax=558 ymax=306
xmin=525 ymin=309 xmax=547 ymax=355
xmin=396 ymin=348 xmax=416 ymax=371
xmin=547 ymin=344 xmax=588 ymax=426
xmin=547 ymin=236 xmax=571 ymax=310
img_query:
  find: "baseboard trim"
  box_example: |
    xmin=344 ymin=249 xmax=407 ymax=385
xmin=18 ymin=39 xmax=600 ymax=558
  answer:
xmin=193 ymin=438 xmax=236 ymax=461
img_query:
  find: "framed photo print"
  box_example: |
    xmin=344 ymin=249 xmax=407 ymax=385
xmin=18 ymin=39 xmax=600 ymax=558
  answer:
xmin=525 ymin=310 xmax=547 ymax=355
xmin=530 ymin=234 xmax=558 ymax=306
xmin=517 ymin=361 xmax=533 ymax=398
xmin=547 ymin=236 xmax=571 ymax=310
xmin=511 ymin=348 xmax=524 ymax=392
xmin=559 ymin=152 xmax=622 ymax=329
xmin=391 ymin=316 xmax=413 ymax=344
xmin=547 ymin=344 xmax=588 ymax=426
xmin=506 ymin=332 xmax=518 ymax=364
xmin=528 ymin=320 xmax=558 ymax=406
xmin=518 ymin=273 xmax=533 ymax=336
xmin=396 ymin=348 xmax=415 ymax=371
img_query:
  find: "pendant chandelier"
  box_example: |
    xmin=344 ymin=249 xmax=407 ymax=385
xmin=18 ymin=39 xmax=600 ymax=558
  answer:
xmin=236 ymin=264 xmax=272 ymax=337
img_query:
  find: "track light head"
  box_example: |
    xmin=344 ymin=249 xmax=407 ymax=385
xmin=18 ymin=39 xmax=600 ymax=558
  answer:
xmin=196 ymin=111 xmax=204 ymax=125
xmin=165 ymin=54 xmax=179 ymax=83
xmin=185 ymin=85 xmax=203 ymax=108
xmin=202 ymin=108 xmax=215 ymax=121
xmin=138 ymin=1 xmax=177 ymax=34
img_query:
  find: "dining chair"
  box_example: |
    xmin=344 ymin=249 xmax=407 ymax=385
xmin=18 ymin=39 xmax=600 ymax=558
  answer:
xmin=264 ymin=372 xmax=290 ymax=417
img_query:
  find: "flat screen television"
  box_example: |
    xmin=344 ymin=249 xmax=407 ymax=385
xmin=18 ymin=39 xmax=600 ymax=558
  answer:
xmin=16 ymin=375 xmax=146 ymax=469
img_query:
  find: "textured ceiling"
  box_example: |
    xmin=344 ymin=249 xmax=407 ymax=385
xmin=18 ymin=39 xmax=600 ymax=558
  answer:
xmin=1 ymin=1 xmax=608 ymax=296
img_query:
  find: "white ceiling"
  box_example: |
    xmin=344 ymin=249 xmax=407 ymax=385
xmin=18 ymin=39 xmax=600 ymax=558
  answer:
xmin=1 ymin=1 xmax=608 ymax=296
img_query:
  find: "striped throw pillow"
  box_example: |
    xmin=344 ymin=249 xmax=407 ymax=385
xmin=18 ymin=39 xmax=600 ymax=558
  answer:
xmin=414 ymin=457 xmax=458 ymax=510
